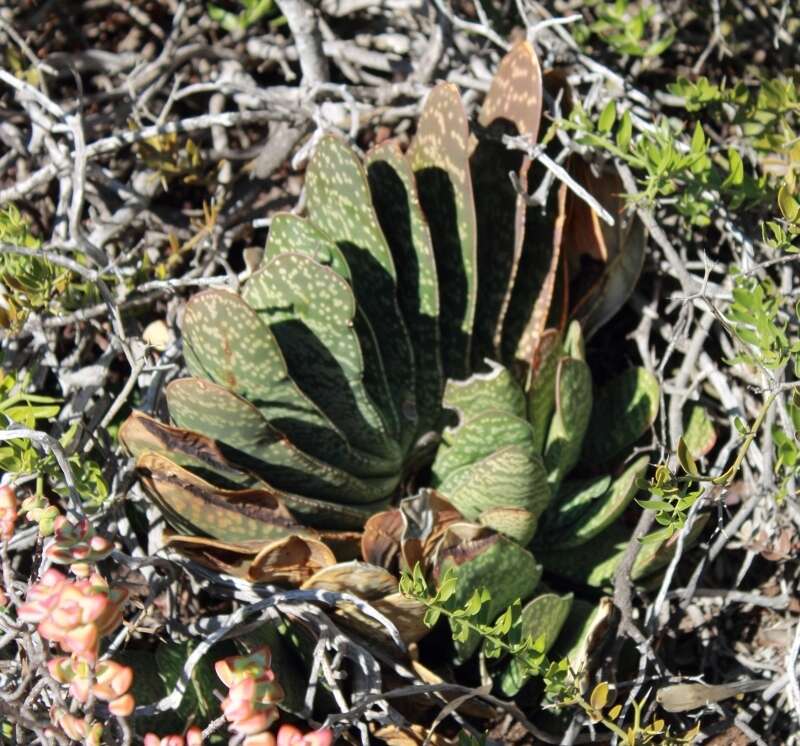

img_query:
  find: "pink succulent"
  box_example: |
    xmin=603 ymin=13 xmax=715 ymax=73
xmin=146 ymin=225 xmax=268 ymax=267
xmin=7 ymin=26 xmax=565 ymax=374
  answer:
xmin=0 ymin=485 xmax=17 ymax=541
xmin=46 ymin=517 xmax=114 ymax=576
xmin=18 ymin=569 xmax=128 ymax=661
xmin=215 ymin=648 xmax=284 ymax=739
xmin=143 ymin=726 xmax=203 ymax=746
xmin=276 ymin=724 xmax=334 ymax=746
xmin=49 ymin=707 xmax=103 ymax=745
xmin=48 ymin=655 xmax=135 ymax=715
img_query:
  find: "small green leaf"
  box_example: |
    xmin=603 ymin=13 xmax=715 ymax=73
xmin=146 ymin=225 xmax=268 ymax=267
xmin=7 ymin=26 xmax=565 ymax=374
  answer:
xmin=424 ymin=607 xmax=442 ymax=627
xmin=690 ymin=122 xmax=705 ymax=154
xmin=722 ymin=148 xmax=744 ymax=188
xmin=590 ymin=681 xmax=609 ymax=710
xmin=677 ymin=437 xmax=699 ymax=477
xmin=598 ymin=100 xmax=617 ymax=133
xmin=616 ymin=110 xmax=632 ymax=150
xmin=778 ymin=184 xmax=800 ymax=222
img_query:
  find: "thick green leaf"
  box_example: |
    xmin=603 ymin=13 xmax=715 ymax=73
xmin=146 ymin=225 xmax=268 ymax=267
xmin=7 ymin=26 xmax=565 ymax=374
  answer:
xmin=581 ymin=367 xmax=659 ymax=465
xmin=263 ymin=214 xmax=399 ymax=440
xmin=544 ymin=357 xmax=593 ymax=490
xmin=432 ymin=412 xmax=535 ymax=482
xmin=537 ymin=456 xmax=648 ymax=549
xmin=166 ymin=378 xmax=396 ymax=504
xmin=119 ymin=411 xmax=253 ymax=490
xmin=182 ymin=288 xmax=348 ymax=466
xmin=436 ymin=525 xmax=541 ymax=661
xmin=409 ymin=83 xmax=477 ymax=380
xmin=243 ymin=252 xmax=400 ymax=466
xmin=559 ymin=455 xmax=648 ymax=547
xmin=536 ymin=523 xmax=628 ymax=587
xmin=367 ymin=142 xmax=443 ymax=439
xmin=477 ymin=507 xmax=539 ymax=545
xmin=562 ymin=319 xmax=585 ymax=361
xmin=534 ymin=475 xmax=611 ymax=544
xmin=442 ymin=360 xmax=527 ymax=425
xmin=265 ymin=213 xmax=351 ymax=279
xmin=499 ymin=592 xmax=573 ymax=696
xmin=305 ymin=134 xmax=417 ymax=449
xmin=527 ymin=329 xmax=562 ymax=454
xmin=437 ymin=445 xmax=550 ymax=541
xmin=471 ymin=43 xmax=542 ymax=366
xmin=266 ymin=213 xmax=400 ymax=439
xmin=538 ymin=511 xmax=709 ymax=588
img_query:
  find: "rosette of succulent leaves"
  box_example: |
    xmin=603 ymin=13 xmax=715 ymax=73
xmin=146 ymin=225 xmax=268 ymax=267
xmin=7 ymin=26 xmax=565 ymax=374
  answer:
xmin=122 ymin=42 xmax=676 ymax=704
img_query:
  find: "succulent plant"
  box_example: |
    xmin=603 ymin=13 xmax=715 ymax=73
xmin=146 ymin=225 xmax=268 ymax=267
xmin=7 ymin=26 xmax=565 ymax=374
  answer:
xmin=121 ymin=42 xmax=666 ymax=679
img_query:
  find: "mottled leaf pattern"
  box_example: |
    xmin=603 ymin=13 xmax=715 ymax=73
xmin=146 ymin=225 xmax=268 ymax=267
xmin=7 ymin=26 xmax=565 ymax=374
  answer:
xmin=367 ymin=142 xmax=443 ymax=439
xmin=544 ymin=357 xmax=593 ymax=490
xmin=409 ymin=83 xmax=477 ymax=380
xmin=432 ymin=412 xmax=535 ymax=480
xmin=527 ymin=329 xmax=562 ymax=454
xmin=476 ymin=507 xmax=539 ymax=546
xmin=120 ymin=41 xmax=661 ymax=653
xmin=306 ymin=134 xmax=417 ymax=448
xmin=182 ymin=289 xmax=348 ymax=463
xmin=437 ymin=525 xmax=541 ymax=661
xmin=265 ymin=213 xmax=352 ymax=279
xmin=244 ymin=252 xmax=400 ymax=466
xmin=442 ymin=360 xmax=527 ymax=424
xmin=472 ymin=41 xmax=543 ymax=365
xmin=437 ymin=445 xmax=550 ymax=541
xmin=167 ymin=378 xmax=395 ymax=504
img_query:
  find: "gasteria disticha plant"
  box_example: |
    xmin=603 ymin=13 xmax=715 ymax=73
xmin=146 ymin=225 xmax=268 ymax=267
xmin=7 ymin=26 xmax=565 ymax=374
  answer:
xmin=121 ymin=41 xmax=671 ymax=699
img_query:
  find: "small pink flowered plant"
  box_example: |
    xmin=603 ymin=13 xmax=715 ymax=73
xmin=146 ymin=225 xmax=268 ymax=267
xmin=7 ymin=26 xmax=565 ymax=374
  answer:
xmin=48 ymin=655 xmax=135 ymax=716
xmin=46 ymin=516 xmax=114 ymax=577
xmin=215 ymin=647 xmax=285 ymax=743
xmin=18 ymin=568 xmax=128 ymax=662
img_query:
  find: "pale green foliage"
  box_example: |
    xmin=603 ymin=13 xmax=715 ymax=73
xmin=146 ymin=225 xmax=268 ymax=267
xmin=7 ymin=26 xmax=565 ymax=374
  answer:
xmin=0 ymin=367 xmax=108 ymax=509
xmin=564 ymin=102 xmax=757 ymax=226
xmin=402 ymin=564 xmax=700 ymax=745
xmin=0 ymin=206 xmax=72 ymax=330
xmin=399 ymin=563 xmax=572 ymax=699
xmin=576 ymin=0 xmax=675 ymax=58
